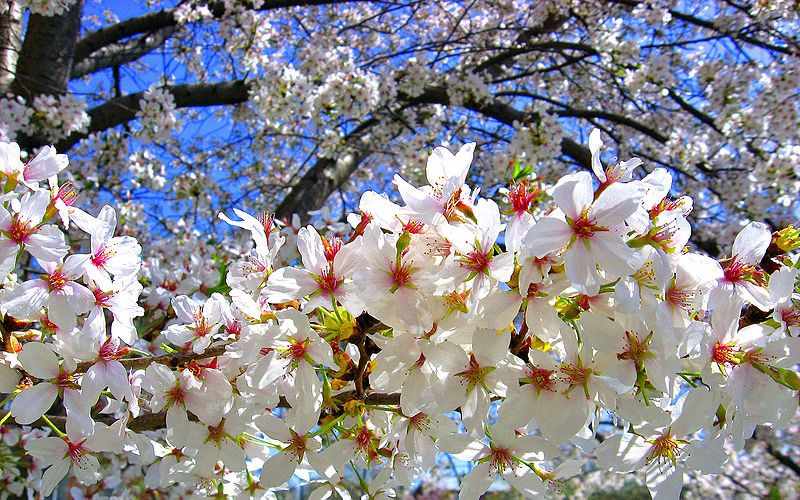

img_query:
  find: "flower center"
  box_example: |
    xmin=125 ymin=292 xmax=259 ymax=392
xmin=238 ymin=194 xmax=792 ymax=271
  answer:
xmin=98 ymin=337 xmax=129 ymax=361
xmin=315 ymin=268 xmax=342 ymax=294
xmin=569 ymin=212 xmax=605 ymax=240
xmin=91 ymin=245 xmax=113 ymax=268
xmin=389 ymin=260 xmax=414 ymax=290
xmin=408 ymin=412 xmax=430 ymax=432
xmin=647 ymin=430 xmax=683 ymax=465
xmin=46 ymin=269 xmax=68 ymax=292
xmin=166 ymin=384 xmax=186 ymax=406
xmin=286 ymin=338 xmax=310 ymax=361
xmin=287 ymin=430 xmax=307 ymax=460
xmin=93 ymin=287 xmax=112 ymax=307
xmin=7 ymin=216 xmax=33 ymax=244
xmin=617 ymin=330 xmax=654 ymax=366
xmin=455 ymin=353 xmax=493 ymax=391
xmin=509 ymin=182 xmax=538 ymax=214
xmin=711 ymin=341 xmax=740 ymax=366
xmin=781 ymin=307 xmax=800 ymax=327
xmin=65 ymin=438 xmax=87 ymax=462
xmin=462 ymin=249 xmax=491 ymax=274
xmin=666 ymin=284 xmax=694 ymax=310
xmin=721 ymin=257 xmax=766 ymax=285
xmin=489 ymin=446 xmax=514 ymax=472
xmin=524 ymin=366 xmax=557 ymax=394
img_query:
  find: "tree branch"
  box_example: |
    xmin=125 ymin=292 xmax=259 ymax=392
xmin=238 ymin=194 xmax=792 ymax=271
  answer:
xmin=71 ymin=26 xmax=178 ymax=78
xmin=73 ymin=0 xmax=368 ymax=64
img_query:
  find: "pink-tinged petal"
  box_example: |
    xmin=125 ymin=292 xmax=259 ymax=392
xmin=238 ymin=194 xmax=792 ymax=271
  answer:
xmin=505 ymin=212 xmax=534 ymax=254
xmin=297 ymin=226 xmax=326 ymax=274
xmin=732 ymin=221 xmax=771 ymax=264
xmin=591 ymin=181 xmax=645 ymax=228
xmin=24 ymin=146 xmax=68 ymax=182
xmin=393 ymin=174 xmax=442 ymax=218
xmin=476 ymin=291 xmax=522 ymax=331
xmin=552 ymin=171 xmax=593 ymax=220
xmin=306 ymin=341 xmax=336 ymax=369
xmin=249 ymin=351 xmax=291 ymax=390
xmin=26 ymin=224 xmax=69 ymax=262
xmin=11 ymin=382 xmax=58 ymax=424
xmin=170 ymin=295 xmax=199 ymax=323
xmin=3 ymin=279 xmax=49 ymax=320
xmin=504 ymin=469 xmax=547 ymax=497
xmin=18 ymin=342 xmax=59 ymax=379
xmin=0 ymin=142 xmax=23 ymax=176
xmin=19 ymin=191 xmax=50 ymax=224
xmin=264 ymin=267 xmax=318 ymax=303
xmin=523 ymin=216 xmax=571 ymax=258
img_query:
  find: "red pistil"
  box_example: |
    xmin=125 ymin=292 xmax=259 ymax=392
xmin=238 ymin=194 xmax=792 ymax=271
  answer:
xmin=781 ymin=307 xmax=800 ymax=327
xmin=570 ymin=212 xmax=605 ymax=240
xmin=509 ymin=182 xmax=538 ymax=214
xmin=316 ymin=268 xmax=342 ymax=294
xmin=666 ymin=285 xmax=694 ymax=310
xmin=46 ymin=269 xmax=68 ymax=292
xmin=711 ymin=341 xmax=739 ymax=366
xmin=389 ymin=260 xmax=414 ymax=288
xmin=166 ymin=384 xmax=186 ymax=406
xmin=287 ymin=338 xmax=309 ymax=361
xmin=98 ymin=337 xmax=129 ymax=362
xmin=402 ymin=219 xmax=425 ymax=234
xmin=7 ymin=216 xmax=33 ymax=244
xmin=65 ymin=438 xmax=87 ymax=462
xmin=93 ymin=287 xmax=112 ymax=307
xmin=722 ymin=257 xmax=766 ymax=286
xmin=91 ymin=246 xmax=112 ymax=268
xmin=463 ymin=249 xmax=491 ymax=274
xmin=351 ymin=211 xmax=372 ymax=240
xmin=525 ymin=366 xmax=557 ymax=393
xmin=321 ymin=237 xmax=342 ymax=262
xmin=258 ymin=212 xmax=276 ymax=237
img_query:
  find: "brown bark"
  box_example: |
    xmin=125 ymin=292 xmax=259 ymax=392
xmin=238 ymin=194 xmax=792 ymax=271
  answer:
xmin=0 ymin=0 xmax=22 ymax=94
xmin=10 ymin=0 xmax=84 ymax=100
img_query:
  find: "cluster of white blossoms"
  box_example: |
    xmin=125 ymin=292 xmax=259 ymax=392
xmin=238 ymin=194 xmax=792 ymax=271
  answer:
xmin=135 ymin=87 xmax=179 ymax=143
xmin=0 ymin=130 xmax=799 ymax=499
xmin=0 ymin=94 xmax=89 ymax=142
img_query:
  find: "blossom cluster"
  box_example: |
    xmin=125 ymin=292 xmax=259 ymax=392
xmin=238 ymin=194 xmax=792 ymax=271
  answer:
xmin=0 ymin=94 xmax=89 ymax=142
xmin=0 ymin=131 xmax=799 ymax=499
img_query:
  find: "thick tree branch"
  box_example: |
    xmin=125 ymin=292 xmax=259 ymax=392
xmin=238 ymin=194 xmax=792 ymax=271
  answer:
xmin=71 ymin=26 xmax=178 ymax=78
xmin=74 ymin=0 xmax=368 ymax=64
xmin=54 ymin=79 xmax=250 ymax=151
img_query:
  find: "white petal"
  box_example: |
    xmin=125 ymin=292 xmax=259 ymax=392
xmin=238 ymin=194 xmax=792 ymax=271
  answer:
xmin=732 ymin=221 xmax=771 ymax=264
xmin=11 ymin=382 xmax=58 ymax=424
